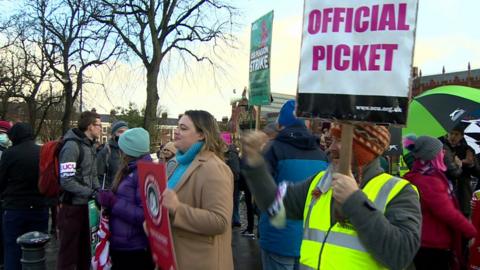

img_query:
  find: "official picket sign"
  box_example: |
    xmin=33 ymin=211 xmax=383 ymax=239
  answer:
xmin=297 ymin=0 xmax=418 ymax=124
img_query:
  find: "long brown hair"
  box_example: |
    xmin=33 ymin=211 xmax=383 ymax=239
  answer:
xmin=184 ymin=110 xmax=225 ymax=160
xmin=111 ymin=154 xmax=136 ymax=192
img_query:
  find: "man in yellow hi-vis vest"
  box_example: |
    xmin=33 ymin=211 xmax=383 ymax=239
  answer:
xmin=241 ymin=123 xmax=421 ymax=270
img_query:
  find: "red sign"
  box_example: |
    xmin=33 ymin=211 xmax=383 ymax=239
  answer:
xmin=138 ymin=161 xmax=177 ymax=270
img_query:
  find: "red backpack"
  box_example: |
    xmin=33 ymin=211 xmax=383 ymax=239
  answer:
xmin=38 ymin=139 xmax=84 ymax=197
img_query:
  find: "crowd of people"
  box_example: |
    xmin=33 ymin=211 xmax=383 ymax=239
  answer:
xmin=0 ymin=99 xmax=479 ymax=270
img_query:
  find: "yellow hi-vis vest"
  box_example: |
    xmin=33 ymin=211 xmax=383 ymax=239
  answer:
xmin=299 ymin=171 xmax=416 ymax=270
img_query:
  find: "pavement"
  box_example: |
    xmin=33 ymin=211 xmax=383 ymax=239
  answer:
xmin=44 ymin=197 xmax=262 ymax=270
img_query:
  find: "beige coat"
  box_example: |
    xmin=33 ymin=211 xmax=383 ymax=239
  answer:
xmin=171 ymin=150 xmax=233 ymax=270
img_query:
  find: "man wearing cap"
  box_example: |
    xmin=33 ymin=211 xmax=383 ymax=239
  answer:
xmin=259 ymin=100 xmax=328 ymax=270
xmin=241 ymin=123 xmax=421 ymax=270
xmin=439 ymin=124 xmax=477 ymax=217
xmin=97 ymin=120 xmax=128 ymax=189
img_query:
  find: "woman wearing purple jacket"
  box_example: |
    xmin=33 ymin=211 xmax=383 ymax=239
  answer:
xmin=97 ymin=128 xmax=154 ymax=270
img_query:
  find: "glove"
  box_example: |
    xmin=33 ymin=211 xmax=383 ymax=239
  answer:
xmin=97 ymin=190 xmax=117 ymax=208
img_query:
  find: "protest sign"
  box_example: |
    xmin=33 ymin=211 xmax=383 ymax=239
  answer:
xmin=138 ymin=162 xmax=177 ymax=270
xmin=249 ymin=11 xmax=274 ymax=106
xmin=297 ymin=0 xmax=418 ymax=125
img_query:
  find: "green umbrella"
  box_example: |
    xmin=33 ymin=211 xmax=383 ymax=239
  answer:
xmin=402 ymin=85 xmax=480 ymax=139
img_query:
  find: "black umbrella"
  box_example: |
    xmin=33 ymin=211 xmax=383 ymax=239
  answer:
xmin=403 ymin=85 xmax=480 ymax=138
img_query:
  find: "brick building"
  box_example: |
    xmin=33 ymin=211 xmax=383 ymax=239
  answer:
xmin=412 ymin=63 xmax=480 ymax=97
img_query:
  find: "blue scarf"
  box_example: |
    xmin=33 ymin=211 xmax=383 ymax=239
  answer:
xmin=167 ymin=141 xmax=204 ymax=189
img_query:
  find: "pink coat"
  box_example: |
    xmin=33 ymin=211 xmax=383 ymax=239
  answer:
xmin=404 ymin=169 xmax=476 ymax=249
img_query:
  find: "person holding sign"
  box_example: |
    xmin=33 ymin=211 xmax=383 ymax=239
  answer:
xmin=96 ymin=128 xmax=154 ymax=270
xmin=241 ymin=123 xmax=421 ymax=270
xmin=162 ymin=110 xmax=234 ymax=270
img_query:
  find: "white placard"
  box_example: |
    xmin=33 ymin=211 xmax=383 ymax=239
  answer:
xmin=298 ymin=0 xmax=418 ymax=97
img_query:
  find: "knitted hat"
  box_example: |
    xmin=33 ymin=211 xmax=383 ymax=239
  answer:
xmin=0 ymin=121 xmax=12 ymax=133
xmin=118 ymin=128 xmax=150 ymax=157
xmin=330 ymin=123 xmax=390 ymax=166
xmin=111 ymin=120 xmax=128 ymax=135
xmin=403 ymin=135 xmax=443 ymax=161
xmin=277 ymin=100 xmax=304 ymax=128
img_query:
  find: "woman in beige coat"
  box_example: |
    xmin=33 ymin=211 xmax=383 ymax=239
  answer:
xmin=162 ymin=110 xmax=234 ymax=270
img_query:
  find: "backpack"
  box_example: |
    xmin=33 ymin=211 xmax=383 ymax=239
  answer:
xmin=38 ymin=138 xmax=84 ymax=197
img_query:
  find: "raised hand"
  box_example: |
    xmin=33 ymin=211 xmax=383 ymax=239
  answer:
xmin=240 ymin=131 xmax=269 ymax=166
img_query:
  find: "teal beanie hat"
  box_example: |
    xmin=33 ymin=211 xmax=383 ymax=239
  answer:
xmin=118 ymin=128 xmax=150 ymax=157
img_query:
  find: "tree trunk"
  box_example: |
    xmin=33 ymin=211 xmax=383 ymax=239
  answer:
xmin=61 ymin=82 xmax=74 ymax=134
xmin=0 ymin=97 xmax=8 ymax=119
xmin=144 ymin=64 xmax=160 ymax=140
xmin=26 ymin=98 xmax=37 ymax=138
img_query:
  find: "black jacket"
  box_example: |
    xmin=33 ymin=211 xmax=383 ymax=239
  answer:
xmin=0 ymin=123 xmax=46 ymax=209
xmin=225 ymin=144 xmax=240 ymax=182
xmin=96 ymin=138 xmax=123 ymax=189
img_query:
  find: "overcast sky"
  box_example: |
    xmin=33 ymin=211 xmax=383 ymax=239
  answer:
xmin=3 ymin=0 xmax=479 ymax=119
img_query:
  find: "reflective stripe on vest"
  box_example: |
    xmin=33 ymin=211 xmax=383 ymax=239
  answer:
xmin=304 ymin=229 xmax=367 ymax=252
xmin=300 ymin=171 xmax=416 ymax=270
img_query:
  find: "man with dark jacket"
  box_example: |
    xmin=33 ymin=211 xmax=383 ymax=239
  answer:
xmin=57 ymin=111 xmax=101 ymax=270
xmin=440 ymin=125 xmax=476 ymax=217
xmin=260 ymin=100 xmax=328 ymax=270
xmin=225 ymin=142 xmax=241 ymax=227
xmin=0 ymin=122 xmax=48 ymax=270
xmin=0 ymin=120 xmax=11 ymax=269
xmin=96 ymin=120 xmax=128 ymax=189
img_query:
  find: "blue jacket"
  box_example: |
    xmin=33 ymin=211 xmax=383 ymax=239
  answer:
xmin=261 ymin=125 xmax=328 ymax=257
xmin=109 ymin=154 xmax=151 ymax=251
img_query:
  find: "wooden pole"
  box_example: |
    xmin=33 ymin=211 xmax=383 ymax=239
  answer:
xmin=338 ymin=123 xmax=354 ymax=174
xmin=335 ymin=122 xmax=354 ymax=222
xmin=255 ymin=106 xmax=262 ymax=131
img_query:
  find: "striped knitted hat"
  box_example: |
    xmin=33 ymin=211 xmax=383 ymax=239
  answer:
xmin=330 ymin=123 xmax=390 ymax=166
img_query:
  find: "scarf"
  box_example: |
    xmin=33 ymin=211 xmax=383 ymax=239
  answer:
xmin=167 ymin=141 xmax=204 ymax=189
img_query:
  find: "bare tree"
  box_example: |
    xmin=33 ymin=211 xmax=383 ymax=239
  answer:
xmin=0 ymin=14 xmax=63 ymax=138
xmin=31 ymin=0 xmax=123 ymax=133
xmin=93 ymin=0 xmax=236 ymax=134
xmin=37 ymin=91 xmax=66 ymax=141
xmin=0 ymin=48 xmax=26 ymax=119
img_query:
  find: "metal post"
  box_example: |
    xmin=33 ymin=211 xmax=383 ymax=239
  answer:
xmin=16 ymin=231 xmax=51 ymax=270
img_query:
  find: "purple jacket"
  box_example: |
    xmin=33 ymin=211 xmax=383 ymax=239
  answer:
xmin=110 ymin=155 xmax=151 ymax=251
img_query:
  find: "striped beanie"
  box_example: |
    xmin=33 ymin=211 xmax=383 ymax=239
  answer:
xmin=330 ymin=123 xmax=390 ymax=166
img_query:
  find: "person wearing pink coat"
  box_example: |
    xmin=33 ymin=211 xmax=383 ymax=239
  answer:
xmin=403 ymin=135 xmax=476 ymax=270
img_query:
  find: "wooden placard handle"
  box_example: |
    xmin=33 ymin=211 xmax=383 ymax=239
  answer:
xmin=338 ymin=123 xmax=354 ymax=174
xmin=255 ymin=106 xmax=261 ymax=131
xmin=334 ymin=122 xmax=354 ymax=223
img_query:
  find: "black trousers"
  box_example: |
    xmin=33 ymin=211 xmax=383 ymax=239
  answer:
xmin=110 ymin=249 xmax=155 ymax=270
xmin=414 ymin=247 xmax=452 ymax=270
